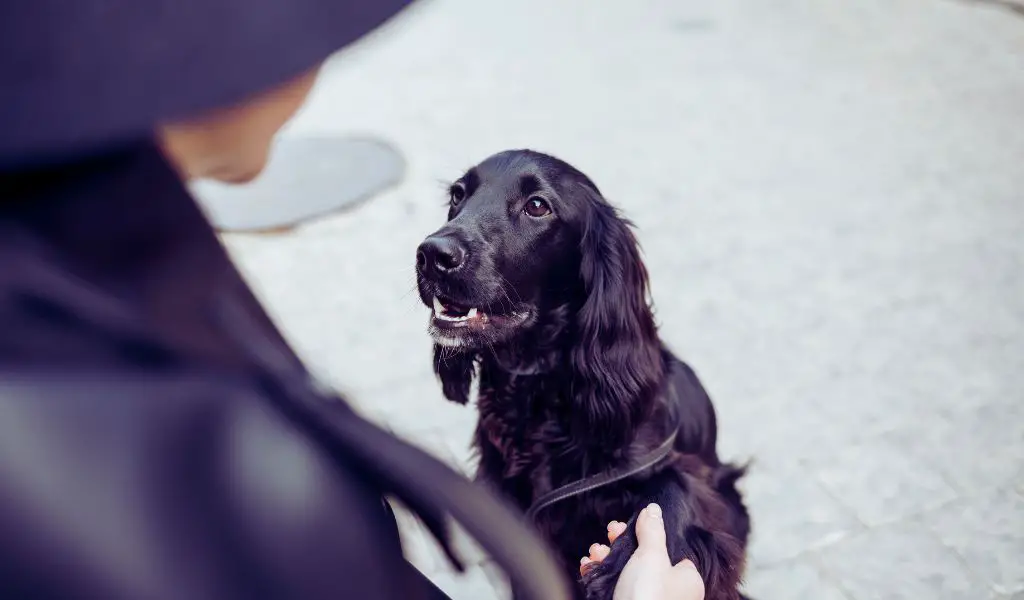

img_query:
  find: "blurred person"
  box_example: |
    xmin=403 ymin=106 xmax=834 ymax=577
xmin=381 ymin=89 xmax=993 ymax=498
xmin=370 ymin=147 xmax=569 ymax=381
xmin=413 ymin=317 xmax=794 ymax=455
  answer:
xmin=0 ymin=2 xmax=705 ymax=600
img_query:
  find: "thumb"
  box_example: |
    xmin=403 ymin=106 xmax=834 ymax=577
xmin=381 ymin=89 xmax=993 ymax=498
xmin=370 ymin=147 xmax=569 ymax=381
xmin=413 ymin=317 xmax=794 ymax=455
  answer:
xmin=671 ymin=559 xmax=706 ymax=600
xmin=673 ymin=558 xmax=701 ymax=575
xmin=634 ymin=503 xmax=668 ymax=555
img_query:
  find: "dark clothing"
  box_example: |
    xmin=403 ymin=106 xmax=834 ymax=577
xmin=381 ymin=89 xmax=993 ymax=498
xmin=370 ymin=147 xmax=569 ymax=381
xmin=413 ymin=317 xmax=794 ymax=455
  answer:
xmin=0 ymin=0 xmax=416 ymax=164
xmin=0 ymin=143 xmax=570 ymax=600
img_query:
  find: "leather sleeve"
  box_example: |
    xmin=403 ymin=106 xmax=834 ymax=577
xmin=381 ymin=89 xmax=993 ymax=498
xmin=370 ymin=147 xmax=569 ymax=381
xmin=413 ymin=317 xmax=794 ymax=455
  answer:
xmin=0 ymin=372 xmax=430 ymax=600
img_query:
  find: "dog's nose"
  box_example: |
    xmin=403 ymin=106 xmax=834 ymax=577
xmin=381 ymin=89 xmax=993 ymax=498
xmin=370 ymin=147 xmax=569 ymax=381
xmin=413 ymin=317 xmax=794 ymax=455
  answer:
xmin=416 ymin=235 xmax=466 ymax=274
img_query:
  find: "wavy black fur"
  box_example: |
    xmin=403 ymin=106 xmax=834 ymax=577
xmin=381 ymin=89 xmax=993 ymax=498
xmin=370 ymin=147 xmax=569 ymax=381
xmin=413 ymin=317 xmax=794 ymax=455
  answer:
xmin=416 ymin=150 xmax=751 ymax=600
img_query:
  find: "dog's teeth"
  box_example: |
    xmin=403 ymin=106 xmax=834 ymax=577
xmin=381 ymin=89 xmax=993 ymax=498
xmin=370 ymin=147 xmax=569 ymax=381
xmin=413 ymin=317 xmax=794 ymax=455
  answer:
xmin=467 ymin=308 xmax=478 ymax=319
xmin=432 ymin=297 xmax=444 ymax=315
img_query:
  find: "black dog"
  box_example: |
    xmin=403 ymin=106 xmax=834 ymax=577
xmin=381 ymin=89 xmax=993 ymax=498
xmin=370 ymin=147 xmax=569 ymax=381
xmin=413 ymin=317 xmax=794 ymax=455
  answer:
xmin=415 ymin=150 xmax=750 ymax=600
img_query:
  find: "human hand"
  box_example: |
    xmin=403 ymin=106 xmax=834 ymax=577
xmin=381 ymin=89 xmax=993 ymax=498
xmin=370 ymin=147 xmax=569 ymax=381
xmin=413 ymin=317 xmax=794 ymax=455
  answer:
xmin=580 ymin=503 xmax=705 ymax=600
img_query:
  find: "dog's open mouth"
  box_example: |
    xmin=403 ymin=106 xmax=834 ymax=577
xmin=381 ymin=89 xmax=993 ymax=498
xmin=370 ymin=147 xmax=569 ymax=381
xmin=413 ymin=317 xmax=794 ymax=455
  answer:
xmin=432 ymin=297 xmax=481 ymax=323
xmin=432 ymin=296 xmax=496 ymax=326
xmin=430 ymin=295 xmax=528 ymax=330
xmin=425 ymin=291 xmax=531 ymax=347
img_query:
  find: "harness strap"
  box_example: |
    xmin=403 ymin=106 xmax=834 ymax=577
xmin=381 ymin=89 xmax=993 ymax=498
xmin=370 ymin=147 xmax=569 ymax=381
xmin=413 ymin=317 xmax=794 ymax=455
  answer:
xmin=525 ymin=430 xmax=678 ymax=521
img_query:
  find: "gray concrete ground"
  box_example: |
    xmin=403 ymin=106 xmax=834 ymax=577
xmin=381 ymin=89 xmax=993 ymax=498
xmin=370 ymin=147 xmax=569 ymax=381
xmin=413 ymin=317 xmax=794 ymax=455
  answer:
xmin=219 ymin=0 xmax=1024 ymax=598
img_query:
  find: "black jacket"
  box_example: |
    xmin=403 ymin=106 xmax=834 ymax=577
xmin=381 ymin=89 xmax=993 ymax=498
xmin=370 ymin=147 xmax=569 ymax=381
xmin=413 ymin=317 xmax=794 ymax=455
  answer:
xmin=0 ymin=143 xmax=570 ymax=600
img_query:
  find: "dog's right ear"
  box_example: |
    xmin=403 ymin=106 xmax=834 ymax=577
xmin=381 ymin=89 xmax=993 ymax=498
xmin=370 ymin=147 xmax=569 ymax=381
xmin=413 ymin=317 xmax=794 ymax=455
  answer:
xmin=433 ymin=347 xmax=476 ymax=404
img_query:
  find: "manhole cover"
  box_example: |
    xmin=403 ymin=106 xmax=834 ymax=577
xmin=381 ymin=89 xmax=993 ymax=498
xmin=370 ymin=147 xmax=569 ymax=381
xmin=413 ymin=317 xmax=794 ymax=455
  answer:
xmin=191 ymin=136 xmax=406 ymax=233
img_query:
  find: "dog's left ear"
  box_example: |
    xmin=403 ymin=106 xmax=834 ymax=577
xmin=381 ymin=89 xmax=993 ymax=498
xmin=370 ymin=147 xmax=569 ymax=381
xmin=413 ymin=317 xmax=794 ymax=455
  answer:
xmin=433 ymin=346 xmax=476 ymax=405
xmin=570 ymin=185 xmax=664 ymax=446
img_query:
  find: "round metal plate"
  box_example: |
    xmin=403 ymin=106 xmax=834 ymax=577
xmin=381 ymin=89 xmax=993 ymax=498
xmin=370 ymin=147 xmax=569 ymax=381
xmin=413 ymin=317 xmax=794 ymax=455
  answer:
xmin=191 ymin=136 xmax=405 ymax=233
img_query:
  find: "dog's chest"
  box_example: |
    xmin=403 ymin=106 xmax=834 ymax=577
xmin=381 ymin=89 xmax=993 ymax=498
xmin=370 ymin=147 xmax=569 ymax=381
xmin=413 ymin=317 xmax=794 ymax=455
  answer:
xmin=475 ymin=378 xmax=572 ymax=489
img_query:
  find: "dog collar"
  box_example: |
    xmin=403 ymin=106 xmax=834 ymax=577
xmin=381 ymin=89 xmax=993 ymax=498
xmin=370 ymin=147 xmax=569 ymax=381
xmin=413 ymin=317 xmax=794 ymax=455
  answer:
xmin=524 ymin=428 xmax=679 ymax=521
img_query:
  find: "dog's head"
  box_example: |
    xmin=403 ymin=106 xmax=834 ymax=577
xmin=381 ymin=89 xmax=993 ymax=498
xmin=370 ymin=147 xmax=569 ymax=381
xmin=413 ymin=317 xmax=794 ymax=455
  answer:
xmin=416 ymin=150 xmax=663 ymax=437
xmin=417 ymin=150 xmax=578 ymax=349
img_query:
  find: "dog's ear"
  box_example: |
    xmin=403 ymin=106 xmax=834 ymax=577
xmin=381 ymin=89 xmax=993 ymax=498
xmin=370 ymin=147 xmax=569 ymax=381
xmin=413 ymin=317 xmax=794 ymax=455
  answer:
xmin=570 ymin=186 xmax=664 ymax=446
xmin=433 ymin=346 xmax=476 ymax=405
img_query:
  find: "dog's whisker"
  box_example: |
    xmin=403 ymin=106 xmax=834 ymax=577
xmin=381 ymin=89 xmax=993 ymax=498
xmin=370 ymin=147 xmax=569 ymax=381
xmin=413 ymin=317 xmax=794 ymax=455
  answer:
xmin=496 ymin=272 xmax=523 ymax=303
xmin=483 ymin=339 xmax=499 ymax=363
xmin=494 ymin=273 xmax=521 ymax=313
xmin=399 ymin=287 xmax=418 ymax=300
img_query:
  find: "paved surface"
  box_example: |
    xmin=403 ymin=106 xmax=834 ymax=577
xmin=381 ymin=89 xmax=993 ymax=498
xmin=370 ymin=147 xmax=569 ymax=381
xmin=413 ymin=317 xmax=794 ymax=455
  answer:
xmin=219 ymin=0 xmax=1024 ymax=598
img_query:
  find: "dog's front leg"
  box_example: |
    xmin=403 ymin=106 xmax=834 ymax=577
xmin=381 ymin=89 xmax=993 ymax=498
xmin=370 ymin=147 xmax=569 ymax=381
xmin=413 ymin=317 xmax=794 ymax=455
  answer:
xmin=579 ymin=510 xmax=639 ymax=600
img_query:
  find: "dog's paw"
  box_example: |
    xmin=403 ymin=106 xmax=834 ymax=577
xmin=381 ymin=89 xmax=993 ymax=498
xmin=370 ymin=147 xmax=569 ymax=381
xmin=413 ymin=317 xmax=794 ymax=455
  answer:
xmin=580 ymin=532 xmax=636 ymax=600
xmin=580 ymin=562 xmax=617 ymax=600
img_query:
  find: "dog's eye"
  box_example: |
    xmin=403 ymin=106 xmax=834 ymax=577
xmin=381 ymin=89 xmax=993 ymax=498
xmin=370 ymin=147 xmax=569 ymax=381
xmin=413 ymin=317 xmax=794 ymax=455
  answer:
xmin=524 ymin=197 xmax=552 ymax=218
xmin=449 ymin=184 xmax=466 ymax=205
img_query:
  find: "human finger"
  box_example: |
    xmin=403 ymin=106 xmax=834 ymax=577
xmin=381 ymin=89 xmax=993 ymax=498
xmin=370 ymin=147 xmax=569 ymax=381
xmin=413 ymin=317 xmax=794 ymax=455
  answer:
xmin=634 ymin=503 xmax=668 ymax=555
xmin=589 ymin=543 xmax=611 ymax=562
xmin=606 ymin=520 xmax=628 ymax=543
